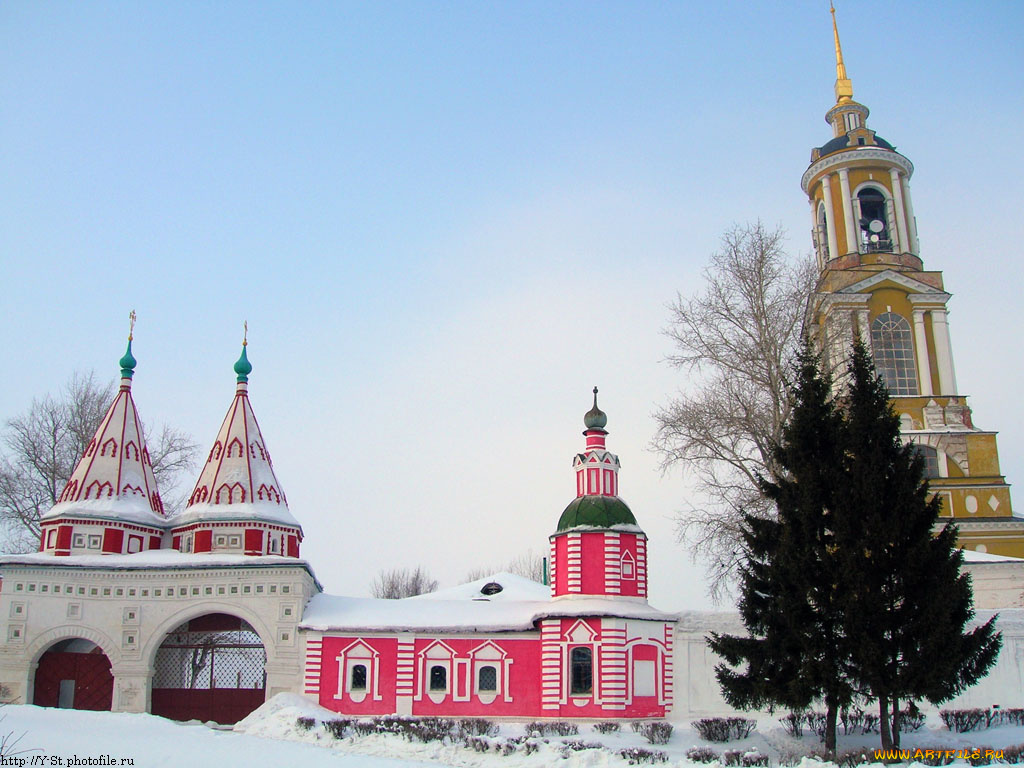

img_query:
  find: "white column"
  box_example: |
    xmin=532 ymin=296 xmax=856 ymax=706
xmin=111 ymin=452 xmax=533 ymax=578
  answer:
xmin=809 ymin=200 xmax=824 ymax=269
xmin=837 ymin=168 xmax=858 ymax=255
xmin=931 ymin=309 xmax=958 ymax=395
xmin=889 ymin=169 xmax=910 ymax=254
xmin=911 ymin=310 xmax=933 ymax=396
xmin=902 ymin=176 xmax=920 ymax=254
xmin=820 ymin=176 xmax=840 ymax=262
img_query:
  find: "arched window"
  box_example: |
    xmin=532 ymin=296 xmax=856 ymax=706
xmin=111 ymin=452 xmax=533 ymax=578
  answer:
xmin=478 ymin=665 xmax=497 ymax=692
xmin=429 ymin=665 xmax=447 ymax=692
xmin=913 ymin=445 xmax=940 ymax=479
xmin=857 ymin=187 xmax=892 ymax=252
xmin=570 ymin=647 xmax=593 ymax=695
xmin=871 ymin=313 xmax=919 ymax=395
xmin=350 ymin=664 xmax=367 ymax=691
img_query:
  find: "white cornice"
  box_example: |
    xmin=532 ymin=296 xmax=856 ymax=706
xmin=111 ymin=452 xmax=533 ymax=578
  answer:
xmin=802 ymin=148 xmax=914 ymax=193
xmin=834 ymin=269 xmax=948 ymax=297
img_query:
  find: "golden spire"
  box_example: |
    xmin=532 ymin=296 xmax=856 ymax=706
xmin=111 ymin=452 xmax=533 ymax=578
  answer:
xmin=831 ymin=2 xmax=853 ymax=104
xmin=243 ymin=319 xmax=248 ymax=347
xmin=128 ymin=309 xmax=136 ymax=341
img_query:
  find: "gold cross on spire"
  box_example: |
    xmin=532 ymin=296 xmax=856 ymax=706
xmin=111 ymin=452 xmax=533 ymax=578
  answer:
xmin=128 ymin=309 xmax=136 ymax=341
xmin=243 ymin=320 xmax=248 ymax=347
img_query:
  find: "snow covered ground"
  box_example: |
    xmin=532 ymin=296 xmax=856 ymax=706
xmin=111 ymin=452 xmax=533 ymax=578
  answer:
xmin=2 ymin=694 xmax=1023 ymax=768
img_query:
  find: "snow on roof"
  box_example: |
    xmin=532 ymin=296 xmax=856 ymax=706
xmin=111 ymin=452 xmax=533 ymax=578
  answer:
xmin=42 ymin=498 xmax=168 ymax=528
xmin=169 ymin=501 xmax=301 ymax=528
xmin=0 ymin=548 xmax=318 ymax=575
xmin=962 ymin=549 xmax=1024 ymax=563
xmin=300 ymin=572 xmax=677 ymax=633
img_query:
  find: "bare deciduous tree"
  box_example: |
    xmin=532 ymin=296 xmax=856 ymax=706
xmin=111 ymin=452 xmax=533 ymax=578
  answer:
xmin=0 ymin=372 xmax=199 ymax=553
xmin=652 ymin=222 xmax=815 ymax=601
xmin=464 ymin=549 xmax=546 ymax=584
xmin=370 ymin=566 xmax=439 ymax=599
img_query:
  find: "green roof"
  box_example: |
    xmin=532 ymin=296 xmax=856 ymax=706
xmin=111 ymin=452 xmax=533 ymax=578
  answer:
xmin=556 ymin=495 xmax=636 ymax=531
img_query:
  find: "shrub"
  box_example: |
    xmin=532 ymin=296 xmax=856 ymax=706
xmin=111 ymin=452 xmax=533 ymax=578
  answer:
xmin=723 ymin=749 xmax=743 ymax=765
xmin=594 ymin=721 xmax=621 ymax=734
xmin=687 ymin=746 xmax=720 ymax=763
xmin=324 ymin=719 xmax=350 ymax=738
xmin=456 ymin=718 xmax=498 ymax=738
xmin=967 ymin=747 xmax=998 ymax=766
xmin=462 ymin=735 xmax=490 ymax=753
xmin=525 ymin=720 xmax=578 ymax=737
xmin=693 ymin=717 xmax=755 ymax=743
xmin=560 ymin=740 xmax=602 ymax=756
xmin=1001 ymin=709 xmax=1024 ymax=728
xmin=899 ymin=709 xmax=925 ymax=733
xmin=405 ymin=718 xmax=455 ymax=743
xmin=630 ymin=721 xmax=673 ymax=745
xmin=780 ymin=712 xmax=804 ymax=738
xmin=296 ymin=716 xmax=316 ymax=732
xmin=742 ymin=752 xmax=769 ymax=767
xmin=618 ymin=747 xmax=668 ymax=765
xmin=1003 ymin=744 xmax=1024 ymax=764
xmin=941 ymin=708 xmax=988 ymax=733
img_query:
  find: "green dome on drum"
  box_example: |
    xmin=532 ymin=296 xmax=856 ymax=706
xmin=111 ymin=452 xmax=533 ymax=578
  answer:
xmin=556 ymin=495 xmax=636 ymax=531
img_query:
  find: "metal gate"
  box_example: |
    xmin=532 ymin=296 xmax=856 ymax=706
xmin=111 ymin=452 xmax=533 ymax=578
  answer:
xmin=151 ymin=613 xmax=266 ymax=724
xmin=33 ymin=640 xmax=113 ymax=711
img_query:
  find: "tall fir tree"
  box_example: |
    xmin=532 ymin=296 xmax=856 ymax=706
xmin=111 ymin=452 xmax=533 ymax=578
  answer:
xmin=709 ymin=345 xmax=852 ymax=753
xmin=836 ymin=341 xmax=1001 ymax=750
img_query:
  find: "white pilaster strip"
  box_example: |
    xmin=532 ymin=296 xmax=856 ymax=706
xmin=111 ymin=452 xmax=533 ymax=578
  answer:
xmin=902 ymin=176 xmax=920 ymax=254
xmin=889 ymin=168 xmax=910 ymax=253
xmin=931 ymin=309 xmax=958 ymax=395
xmin=540 ymin=619 xmax=563 ymax=709
xmin=304 ymin=636 xmax=323 ymax=695
xmin=837 ymin=168 xmax=857 ymax=255
xmin=911 ymin=310 xmax=933 ymax=397
xmin=821 ymin=174 xmax=840 ymax=261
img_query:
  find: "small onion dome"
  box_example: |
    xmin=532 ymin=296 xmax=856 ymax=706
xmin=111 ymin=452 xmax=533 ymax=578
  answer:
xmin=557 ymin=495 xmax=636 ymax=531
xmin=584 ymin=386 xmax=607 ymax=430
xmin=234 ymin=344 xmax=252 ymax=383
xmin=119 ymin=339 xmax=137 ymax=380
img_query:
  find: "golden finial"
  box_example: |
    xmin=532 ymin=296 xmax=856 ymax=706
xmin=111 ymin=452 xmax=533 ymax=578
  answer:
xmin=831 ymin=1 xmax=853 ymax=104
xmin=243 ymin=320 xmax=248 ymax=347
xmin=128 ymin=309 xmax=136 ymax=341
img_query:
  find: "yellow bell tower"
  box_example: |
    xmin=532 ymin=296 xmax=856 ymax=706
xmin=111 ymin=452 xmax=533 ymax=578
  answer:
xmin=805 ymin=6 xmax=1024 ymax=558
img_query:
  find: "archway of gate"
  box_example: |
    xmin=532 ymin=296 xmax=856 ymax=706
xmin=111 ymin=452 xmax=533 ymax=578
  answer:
xmin=150 ymin=613 xmax=267 ymax=725
xmin=33 ymin=638 xmax=114 ymax=711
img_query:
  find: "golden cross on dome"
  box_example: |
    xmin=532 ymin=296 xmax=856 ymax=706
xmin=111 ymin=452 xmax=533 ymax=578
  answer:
xmin=128 ymin=309 xmax=136 ymax=341
xmin=243 ymin=320 xmax=248 ymax=347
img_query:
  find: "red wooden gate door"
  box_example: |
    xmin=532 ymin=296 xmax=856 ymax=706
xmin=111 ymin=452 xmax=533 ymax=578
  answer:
xmin=33 ymin=639 xmax=113 ymax=711
xmin=151 ymin=613 xmax=266 ymax=725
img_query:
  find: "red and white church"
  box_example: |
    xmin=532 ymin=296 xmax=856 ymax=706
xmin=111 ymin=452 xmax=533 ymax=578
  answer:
xmin=0 ymin=335 xmax=676 ymax=723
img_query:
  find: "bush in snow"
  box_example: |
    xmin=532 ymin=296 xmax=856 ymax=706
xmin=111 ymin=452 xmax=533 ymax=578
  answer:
xmin=456 ymin=718 xmax=498 ymax=738
xmin=618 ymin=747 xmax=668 ymax=764
xmin=559 ymin=739 xmax=602 ymax=756
xmin=405 ymin=717 xmax=455 ymax=743
xmin=723 ymin=749 xmax=768 ymax=767
xmin=780 ymin=712 xmax=804 ymax=738
xmin=1002 ymin=709 xmax=1024 ymax=728
xmin=686 ymin=746 xmax=720 ymax=763
xmin=693 ymin=717 xmax=755 ymax=742
xmin=295 ymin=716 xmax=316 ymax=731
xmin=940 ymin=708 xmax=989 ymax=733
xmin=1003 ymin=744 xmax=1024 ymax=764
xmin=462 ymin=735 xmax=491 ymax=753
xmin=839 ymin=708 xmax=880 ymax=735
xmin=594 ymin=721 xmax=621 ymax=734
xmin=324 ymin=719 xmax=350 ymax=738
xmin=525 ymin=720 xmax=578 ymax=737
xmin=630 ymin=721 xmax=673 ymax=745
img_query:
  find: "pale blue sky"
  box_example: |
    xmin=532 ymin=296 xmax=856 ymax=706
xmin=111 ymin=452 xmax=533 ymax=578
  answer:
xmin=2 ymin=2 xmax=1023 ymax=609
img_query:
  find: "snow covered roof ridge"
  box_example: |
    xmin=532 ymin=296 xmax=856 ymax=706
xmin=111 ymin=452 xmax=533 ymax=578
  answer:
xmin=43 ymin=335 xmax=166 ymax=526
xmin=171 ymin=342 xmax=300 ymax=530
